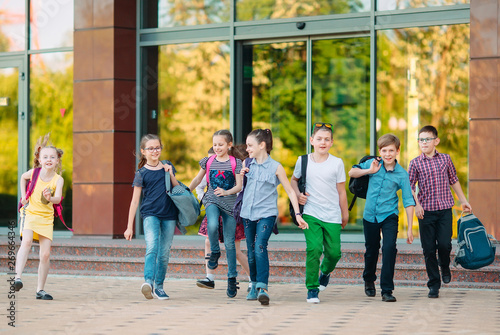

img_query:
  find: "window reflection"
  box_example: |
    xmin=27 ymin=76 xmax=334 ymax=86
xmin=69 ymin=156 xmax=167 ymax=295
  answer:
xmin=377 ymin=0 xmax=469 ymax=11
xmin=377 ymin=25 xmax=470 ymax=237
xmin=0 ymin=2 xmax=25 ymax=52
xmin=143 ymin=0 xmax=230 ymax=28
xmin=312 ymin=37 xmax=370 ymax=229
xmin=236 ymin=0 xmax=370 ymax=21
xmin=243 ymin=41 xmax=307 ymax=230
xmin=30 ymin=52 xmax=74 ymax=229
xmin=30 ymin=0 xmax=74 ymax=49
xmin=0 ymin=67 xmax=19 ymax=226
xmin=157 ymin=42 xmax=230 ymax=189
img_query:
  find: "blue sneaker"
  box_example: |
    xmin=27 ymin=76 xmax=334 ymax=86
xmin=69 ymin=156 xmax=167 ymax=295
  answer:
xmin=319 ymin=272 xmax=330 ymax=291
xmin=227 ymin=277 xmax=239 ymax=298
xmin=307 ymin=289 xmax=320 ymax=303
xmin=141 ymin=282 xmax=153 ymax=300
xmin=257 ymin=288 xmax=270 ymax=305
xmin=153 ymin=288 xmax=169 ymax=300
xmin=207 ymin=252 xmax=221 ymax=270
xmin=246 ymin=283 xmax=257 ymax=300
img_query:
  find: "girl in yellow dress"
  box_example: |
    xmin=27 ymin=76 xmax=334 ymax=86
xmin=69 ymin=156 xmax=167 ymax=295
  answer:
xmin=14 ymin=134 xmax=64 ymax=300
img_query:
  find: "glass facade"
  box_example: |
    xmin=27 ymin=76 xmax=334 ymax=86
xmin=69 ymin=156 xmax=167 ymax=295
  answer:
xmin=0 ymin=1 xmax=471 ymax=236
xmin=30 ymin=0 xmax=74 ymax=50
xmin=236 ymin=0 xmax=370 ymax=21
xmin=0 ymin=66 xmax=19 ymax=226
xmin=0 ymin=0 xmax=73 ymax=229
xmin=30 ymin=52 xmax=74 ymax=229
xmin=377 ymin=24 xmax=470 ymax=236
xmin=0 ymin=1 xmax=25 ymax=52
xmin=141 ymin=1 xmax=470 ymax=236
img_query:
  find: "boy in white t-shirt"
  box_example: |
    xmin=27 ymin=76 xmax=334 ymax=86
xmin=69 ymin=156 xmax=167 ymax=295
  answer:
xmin=291 ymin=123 xmax=349 ymax=304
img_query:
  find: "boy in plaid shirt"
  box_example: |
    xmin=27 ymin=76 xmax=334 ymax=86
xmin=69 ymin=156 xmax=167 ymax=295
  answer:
xmin=409 ymin=125 xmax=472 ymax=299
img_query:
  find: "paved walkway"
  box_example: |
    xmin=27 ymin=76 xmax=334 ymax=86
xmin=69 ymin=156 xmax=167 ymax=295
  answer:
xmin=2 ymin=274 xmax=499 ymax=335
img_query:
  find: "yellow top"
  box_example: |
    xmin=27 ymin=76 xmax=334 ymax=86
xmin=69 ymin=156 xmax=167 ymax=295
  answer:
xmin=19 ymin=171 xmax=61 ymax=241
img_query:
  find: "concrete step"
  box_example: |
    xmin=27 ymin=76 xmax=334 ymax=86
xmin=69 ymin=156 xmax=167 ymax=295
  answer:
xmin=1 ymin=237 xmax=499 ymax=290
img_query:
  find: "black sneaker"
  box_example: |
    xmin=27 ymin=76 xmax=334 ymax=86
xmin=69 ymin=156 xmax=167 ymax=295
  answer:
xmin=227 ymin=277 xmax=239 ymax=298
xmin=196 ymin=277 xmax=215 ymax=289
xmin=14 ymin=278 xmax=23 ymax=292
xmin=381 ymin=292 xmax=397 ymax=302
xmin=207 ymin=252 xmax=221 ymax=270
xmin=36 ymin=290 xmax=53 ymax=300
xmin=318 ymin=272 xmax=330 ymax=291
xmin=428 ymin=288 xmax=439 ymax=299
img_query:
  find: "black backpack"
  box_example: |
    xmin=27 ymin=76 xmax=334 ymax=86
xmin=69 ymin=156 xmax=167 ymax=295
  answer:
xmin=348 ymin=155 xmax=379 ymax=211
xmin=289 ymin=154 xmax=308 ymax=226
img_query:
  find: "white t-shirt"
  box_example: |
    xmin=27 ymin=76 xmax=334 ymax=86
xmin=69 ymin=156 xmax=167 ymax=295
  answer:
xmin=293 ymin=153 xmax=346 ymax=223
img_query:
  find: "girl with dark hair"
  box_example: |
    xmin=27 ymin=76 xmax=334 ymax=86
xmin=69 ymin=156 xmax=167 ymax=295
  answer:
xmin=124 ymin=134 xmax=179 ymax=300
xmin=240 ymin=129 xmax=308 ymax=305
xmin=189 ymin=129 xmax=243 ymax=298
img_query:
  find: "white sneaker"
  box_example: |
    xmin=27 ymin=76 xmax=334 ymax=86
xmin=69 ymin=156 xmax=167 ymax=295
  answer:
xmin=141 ymin=282 xmax=153 ymax=299
xmin=306 ymin=289 xmax=320 ymax=303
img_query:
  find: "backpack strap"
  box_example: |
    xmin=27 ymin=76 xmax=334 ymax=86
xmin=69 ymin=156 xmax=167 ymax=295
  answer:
xmin=26 ymin=168 xmax=41 ymax=200
xmin=205 ymin=155 xmax=237 ymax=184
xmin=300 ymin=154 xmax=308 ymax=189
xmin=54 ymin=201 xmax=73 ymax=232
xmin=205 ymin=155 xmax=217 ymax=184
xmin=229 ymin=155 xmax=236 ymax=176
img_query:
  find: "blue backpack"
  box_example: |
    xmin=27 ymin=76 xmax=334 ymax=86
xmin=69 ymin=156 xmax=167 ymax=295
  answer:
xmin=454 ymin=213 xmax=497 ymax=270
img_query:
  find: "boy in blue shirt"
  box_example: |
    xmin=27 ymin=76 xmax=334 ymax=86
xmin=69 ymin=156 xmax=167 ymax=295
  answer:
xmin=349 ymin=134 xmax=415 ymax=302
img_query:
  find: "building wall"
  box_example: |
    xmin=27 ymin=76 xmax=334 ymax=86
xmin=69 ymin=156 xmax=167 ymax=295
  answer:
xmin=73 ymin=0 xmax=137 ymax=237
xmin=469 ymin=0 xmax=500 ymax=239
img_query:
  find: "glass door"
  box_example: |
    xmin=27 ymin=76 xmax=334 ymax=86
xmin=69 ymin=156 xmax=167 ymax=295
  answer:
xmin=240 ymin=36 xmax=370 ymax=231
xmin=0 ymin=59 xmax=26 ymax=228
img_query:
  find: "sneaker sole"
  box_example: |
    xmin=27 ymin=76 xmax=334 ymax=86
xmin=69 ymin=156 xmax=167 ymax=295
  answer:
xmin=306 ymin=298 xmax=320 ymax=304
xmin=319 ymin=285 xmax=327 ymax=292
xmin=14 ymin=281 xmax=23 ymax=292
xmin=196 ymin=282 xmax=215 ymax=289
xmin=258 ymin=295 xmax=270 ymax=305
xmin=141 ymin=284 xmax=153 ymax=300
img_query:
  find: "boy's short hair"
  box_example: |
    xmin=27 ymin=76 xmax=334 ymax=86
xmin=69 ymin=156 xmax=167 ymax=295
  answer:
xmin=377 ymin=133 xmax=400 ymax=150
xmin=418 ymin=125 xmax=438 ymax=137
xmin=312 ymin=123 xmax=333 ymax=138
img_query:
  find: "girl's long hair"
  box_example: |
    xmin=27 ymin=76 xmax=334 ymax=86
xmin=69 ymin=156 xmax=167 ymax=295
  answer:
xmin=33 ymin=133 xmax=63 ymax=174
xmin=137 ymin=134 xmax=162 ymax=169
xmin=212 ymin=129 xmax=245 ymax=160
xmin=248 ymin=128 xmax=273 ymax=154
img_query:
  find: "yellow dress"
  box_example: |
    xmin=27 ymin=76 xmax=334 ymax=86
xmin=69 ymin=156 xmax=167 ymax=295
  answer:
xmin=19 ymin=171 xmax=61 ymax=241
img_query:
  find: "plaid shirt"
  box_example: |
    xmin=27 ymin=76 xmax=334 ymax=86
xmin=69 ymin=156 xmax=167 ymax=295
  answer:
xmin=408 ymin=150 xmax=459 ymax=211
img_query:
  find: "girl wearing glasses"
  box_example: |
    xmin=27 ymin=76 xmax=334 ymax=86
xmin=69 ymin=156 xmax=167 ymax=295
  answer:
xmin=240 ymin=129 xmax=308 ymax=305
xmin=124 ymin=134 xmax=179 ymax=300
xmin=189 ymin=130 xmax=244 ymax=298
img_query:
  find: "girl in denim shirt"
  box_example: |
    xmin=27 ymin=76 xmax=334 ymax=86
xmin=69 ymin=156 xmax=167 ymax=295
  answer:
xmin=240 ymin=129 xmax=308 ymax=305
xmin=124 ymin=134 xmax=179 ymax=300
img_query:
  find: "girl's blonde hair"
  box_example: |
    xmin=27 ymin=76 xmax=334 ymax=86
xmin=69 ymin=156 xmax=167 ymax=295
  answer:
xmin=138 ymin=134 xmax=162 ymax=169
xmin=33 ymin=133 xmax=63 ymax=174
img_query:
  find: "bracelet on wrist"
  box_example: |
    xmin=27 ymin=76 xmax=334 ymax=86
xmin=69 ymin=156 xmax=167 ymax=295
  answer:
xmin=295 ymin=213 xmax=302 ymax=216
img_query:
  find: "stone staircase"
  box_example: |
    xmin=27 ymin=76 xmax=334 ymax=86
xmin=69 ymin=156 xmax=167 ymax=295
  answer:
xmin=1 ymin=236 xmax=499 ymax=289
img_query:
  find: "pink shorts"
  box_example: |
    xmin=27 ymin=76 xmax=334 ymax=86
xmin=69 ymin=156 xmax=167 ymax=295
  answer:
xmin=198 ymin=215 xmax=246 ymax=242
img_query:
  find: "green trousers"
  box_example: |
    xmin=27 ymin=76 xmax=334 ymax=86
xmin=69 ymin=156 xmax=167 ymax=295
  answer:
xmin=303 ymin=214 xmax=342 ymax=290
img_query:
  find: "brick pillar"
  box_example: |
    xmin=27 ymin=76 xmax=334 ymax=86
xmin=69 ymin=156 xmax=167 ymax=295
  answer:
xmin=469 ymin=0 xmax=500 ymax=239
xmin=73 ymin=0 xmax=137 ymax=237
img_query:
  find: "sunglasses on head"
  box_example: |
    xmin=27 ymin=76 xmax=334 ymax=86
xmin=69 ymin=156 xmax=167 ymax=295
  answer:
xmin=313 ymin=122 xmax=333 ymax=130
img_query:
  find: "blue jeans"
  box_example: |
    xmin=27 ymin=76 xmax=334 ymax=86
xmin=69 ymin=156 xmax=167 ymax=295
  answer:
xmin=363 ymin=214 xmax=399 ymax=295
xmin=243 ymin=216 xmax=276 ymax=285
xmin=205 ymin=204 xmax=237 ymax=278
xmin=143 ymin=216 xmax=176 ymax=289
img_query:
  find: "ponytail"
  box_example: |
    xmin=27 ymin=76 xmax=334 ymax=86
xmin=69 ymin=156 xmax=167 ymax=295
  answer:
xmin=248 ymin=128 xmax=273 ymax=154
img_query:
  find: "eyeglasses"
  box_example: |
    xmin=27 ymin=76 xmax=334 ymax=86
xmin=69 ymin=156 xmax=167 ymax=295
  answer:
xmin=417 ymin=138 xmax=436 ymax=143
xmin=313 ymin=122 xmax=333 ymax=130
xmin=144 ymin=146 xmax=163 ymax=152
